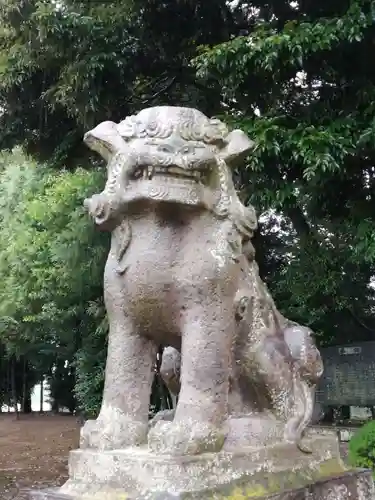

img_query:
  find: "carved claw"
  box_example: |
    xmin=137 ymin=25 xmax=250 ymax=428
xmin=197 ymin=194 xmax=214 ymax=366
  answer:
xmin=297 ymin=438 xmax=313 ymax=454
xmin=84 ymin=193 xmax=107 ymax=219
xmin=235 ymin=295 xmax=251 ymax=321
xmin=148 ymin=419 xmax=225 ymax=456
xmin=84 ymin=193 xmax=123 ymax=231
xmin=148 ymin=409 xmax=176 ymax=430
xmin=80 ymin=411 xmax=148 ymax=451
xmin=284 ymin=424 xmax=312 ymax=454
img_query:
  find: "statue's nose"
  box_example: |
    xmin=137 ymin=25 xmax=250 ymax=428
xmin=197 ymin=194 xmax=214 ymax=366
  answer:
xmin=156 ymin=144 xmax=190 ymax=168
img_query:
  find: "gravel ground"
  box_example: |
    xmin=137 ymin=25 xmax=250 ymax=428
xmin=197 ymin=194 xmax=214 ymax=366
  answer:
xmin=0 ymin=413 xmax=79 ymax=499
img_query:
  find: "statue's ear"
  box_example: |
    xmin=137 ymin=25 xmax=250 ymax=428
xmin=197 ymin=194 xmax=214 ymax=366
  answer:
xmin=219 ymin=129 xmax=254 ymax=166
xmin=84 ymin=121 xmax=127 ymax=162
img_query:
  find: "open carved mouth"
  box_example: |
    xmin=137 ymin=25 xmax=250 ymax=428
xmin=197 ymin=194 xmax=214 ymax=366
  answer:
xmin=130 ymin=165 xmax=206 ymax=184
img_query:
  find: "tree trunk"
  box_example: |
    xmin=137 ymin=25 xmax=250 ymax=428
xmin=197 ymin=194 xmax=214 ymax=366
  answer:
xmin=11 ymin=356 xmax=19 ymax=420
xmin=6 ymin=359 xmax=11 ymax=412
xmin=22 ymin=390 xmax=32 ymax=414
xmin=22 ymin=357 xmax=26 ymax=413
xmin=21 ymin=358 xmax=32 ymax=414
xmin=51 ymin=399 xmax=59 ymax=414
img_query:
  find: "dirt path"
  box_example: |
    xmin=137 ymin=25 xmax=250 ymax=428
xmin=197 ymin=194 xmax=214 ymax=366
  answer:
xmin=0 ymin=413 xmax=79 ymax=499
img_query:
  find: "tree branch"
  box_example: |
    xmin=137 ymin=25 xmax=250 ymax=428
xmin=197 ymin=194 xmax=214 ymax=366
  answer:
xmin=347 ymin=307 xmax=375 ymax=334
xmin=141 ymin=76 xmax=177 ymax=105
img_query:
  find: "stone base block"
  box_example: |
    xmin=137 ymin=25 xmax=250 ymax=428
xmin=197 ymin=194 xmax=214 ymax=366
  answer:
xmin=29 ymin=490 xmax=71 ymax=500
xmin=28 ymin=469 xmax=375 ymax=499
xmin=28 ymin=430 xmax=375 ymax=499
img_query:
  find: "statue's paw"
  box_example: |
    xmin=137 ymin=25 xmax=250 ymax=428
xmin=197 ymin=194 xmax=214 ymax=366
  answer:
xmin=80 ymin=408 xmax=148 ymax=451
xmin=148 ymin=418 xmax=225 ymax=455
xmin=148 ymin=409 xmax=175 ymax=430
xmin=84 ymin=193 xmax=109 ymax=219
xmin=83 ymin=193 xmax=121 ymax=230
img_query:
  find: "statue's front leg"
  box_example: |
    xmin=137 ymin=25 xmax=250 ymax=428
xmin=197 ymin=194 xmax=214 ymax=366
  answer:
xmin=149 ymin=299 xmax=233 ymax=455
xmin=81 ymin=308 xmax=156 ymax=451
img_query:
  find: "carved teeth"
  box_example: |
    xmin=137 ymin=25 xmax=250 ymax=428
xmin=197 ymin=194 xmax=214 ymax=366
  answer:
xmin=133 ymin=167 xmax=142 ymax=179
xmin=133 ymin=166 xmax=205 ymax=183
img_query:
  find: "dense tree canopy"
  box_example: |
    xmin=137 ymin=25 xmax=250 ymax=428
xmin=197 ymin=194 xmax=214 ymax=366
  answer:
xmin=0 ymin=0 xmax=232 ymax=164
xmin=0 ymin=0 xmax=374 ymax=415
xmin=0 ymin=149 xmax=108 ymax=412
xmin=194 ymin=0 xmax=375 ymax=343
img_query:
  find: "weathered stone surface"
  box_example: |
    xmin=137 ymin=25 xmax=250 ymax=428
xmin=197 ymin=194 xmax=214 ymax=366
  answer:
xmin=28 ymin=429 xmax=375 ymax=500
xmin=28 ymin=430 xmax=374 ymax=499
xmin=28 ymin=489 xmax=73 ymax=499
xmin=159 ymin=346 xmax=181 ymax=401
xmin=79 ymin=106 xmax=324 ymax=456
xmin=28 ymin=469 xmax=374 ymax=499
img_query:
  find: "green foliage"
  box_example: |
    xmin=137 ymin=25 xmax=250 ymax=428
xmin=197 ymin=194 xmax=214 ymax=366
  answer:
xmin=0 ymin=150 xmax=107 ymax=334
xmin=48 ymin=360 xmax=76 ymax=413
xmin=0 ymin=0 xmax=246 ymax=414
xmin=194 ymin=0 xmax=375 ymax=344
xmin=1 ymin=0 xmax=375 ymax=415
xmin=74 ymin=302 xmax=107 ymax=417
xmin=0 ymin=0 xmax=231 ymax=165
xmin=0 ymin=348 xmax=37 ymax=410
xmin=0 ymin=149 xmax=109 ymax=412
xmin=349 ymin=421 xmax=375 ymax=477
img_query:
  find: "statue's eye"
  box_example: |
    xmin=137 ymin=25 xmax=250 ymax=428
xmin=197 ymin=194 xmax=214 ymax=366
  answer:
xmin=158 ymin=145 xmax=172 ymax=154
xmin=181 ymin=146 xmax=192 ymax=155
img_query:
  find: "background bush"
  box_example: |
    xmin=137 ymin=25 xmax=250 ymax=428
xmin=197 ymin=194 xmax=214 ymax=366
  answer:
xmin=349 ymin=421 xmax=375 ymax=477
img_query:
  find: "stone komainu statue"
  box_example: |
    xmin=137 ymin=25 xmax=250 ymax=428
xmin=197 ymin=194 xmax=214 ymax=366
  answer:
xmin=81 ymin=106 xmax=323 ymax=455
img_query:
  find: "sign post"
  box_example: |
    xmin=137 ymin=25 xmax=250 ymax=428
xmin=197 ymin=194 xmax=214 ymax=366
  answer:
xmin=316 ymin=341 xmax=375 ymax=407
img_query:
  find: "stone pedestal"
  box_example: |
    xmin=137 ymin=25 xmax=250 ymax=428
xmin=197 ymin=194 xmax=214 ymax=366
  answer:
xmin=28 ymin=429 xmax=375 ymax=499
